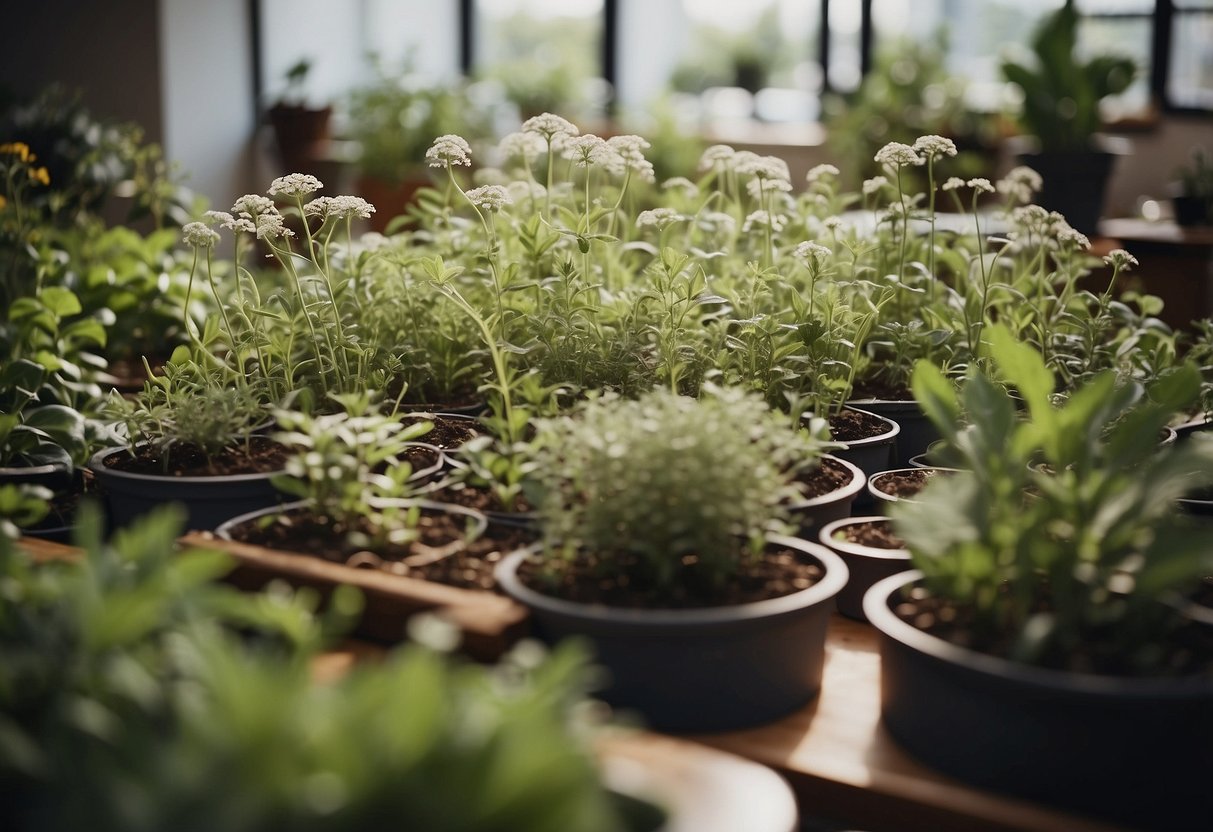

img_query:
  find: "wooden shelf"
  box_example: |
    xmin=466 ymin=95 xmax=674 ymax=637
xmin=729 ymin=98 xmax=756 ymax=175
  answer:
xmin=688 ymin=614 xmax=1127 ymax=832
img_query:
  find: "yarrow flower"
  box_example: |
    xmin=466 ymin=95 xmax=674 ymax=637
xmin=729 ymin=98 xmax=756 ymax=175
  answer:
xmin=913 ymin=135 xmax=958 ymax=158
xmin=1010 ymin=205 xmax=1052 ymax=232
xmin=967 ymin=178 xmax=995 ymax=194
xmin=661 ymin=176 xmax=699 ymax=197
xmin=269 ymin=173 xmax=324 ymax=198
xmin=862 ymin=176 xmax=889 ymax=196
xmin=734 ymin=153 xmax=790 ymax=182
xmin=822 ymin=215 xmax=843 ymax=231
xmin=636 ymin=207 xmax=686 ymax=230
xmin=1055 ymin=223 xmax=1091 ymax=251
xmin=498 ymin=131 xmax=546 ymax=163
xmin=996 ymin=166 xmax=1043 ymax=204
xmin=806 ymin=164 xmax=840 ymax=185
xmin=507 ymin=180 xmax=547 ymax=203
xmin=303 ymin=195 xmax=376 ymax=221
xmin=1103 ymin=248 xmax=1138 ymax=270
xmin=254 ymin=212 xmax=294 ymax=240
xmin=794 ymin=240 xmax=832 ymax=265
xmin=941 ymin=177 xmax=967 ymax=192
xmin=562 ymin=134 xmax=614 ymax=169
xmin=742 ymin=211 xmax=787 ymax=233
xmin=426 ymin=134 xmax=472 ymax=167
xmin=464 ymin=184 xmax=513 ymax=212
xmin=698 ymin=144 xmax=736 ymax=172
xmin=182 ymin=221 xmax=220 ymax=248
xmin=231 ymin=194 xmax=277 ymax=216
xmin=874 ymin=142 xmax=923 ymax=168
xmin=522 ymin=113 xmax=579 ymax=141
xmin=747 ymin=177 xmax=792 ymax=200
xmin=203 ymin=209 xmax=255 ymax=234
xmin=607 ymin=134 xmax=655 ymax=181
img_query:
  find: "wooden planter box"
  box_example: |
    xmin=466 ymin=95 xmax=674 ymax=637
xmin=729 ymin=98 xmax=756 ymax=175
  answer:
xmin=179 ymin=531 xmax=530 ymax=660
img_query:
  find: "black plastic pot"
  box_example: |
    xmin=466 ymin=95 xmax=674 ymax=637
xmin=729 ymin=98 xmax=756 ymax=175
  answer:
xmin=818 ymin=516 xmax=910 ymax=621
xmin=496 ymin=536 xmax=847 ymax=733
xmin=1012 ymin=137 xmax=1128 ymax=235
xmin=846 ymin=398 xmax=940 ymax=469
xmin=89 ymin=446 xmax=285 ymax=532
xmin=820 ymin=407 xmax=899 ymax=512
xmin=0 ymin=461 xmax=79 ymax=541
xmin=786 ymin=454 xmax=864 ymax=537
xmin=864 ymin=571 xmax=1213 ymax=829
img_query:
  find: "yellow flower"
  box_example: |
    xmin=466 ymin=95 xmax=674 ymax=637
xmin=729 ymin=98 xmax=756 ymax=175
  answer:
xmin=30 ymin=166 xmax=49 ymax=186
xmin=0 ymin=142 xmax=30 ymax=162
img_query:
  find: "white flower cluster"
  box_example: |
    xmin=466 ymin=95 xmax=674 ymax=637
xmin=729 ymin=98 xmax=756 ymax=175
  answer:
xmin=507 ymin=180 xmax=547 ymax=203
xmin=268 ymin=173 xmax=324 ymax=198
xmin=912 ymin=135 xmax=958 ymax=159
xmin=562 ymin=134 xmax=614 ymax=169
xmin=661 ymin=176 xmax=699 ymax=197
xmin=874 ymin=142 xmax=924 ymax=168
xmin=996 ymin=166 xmax=1044 ymax=204
xmin=465 ymin=184 xmax=514 ymax=212
xmin=734 ymin=152 xmax=790 ymax=183
xmin=1103 ymin=248 xmax=1138 ymax=270
xmin=228 ymin=194 xmax=294 ymax=240
xmin=805 ymin=164 xmax=840 ymax=186
xmin=303 ymin=195 xmax=376 ymax=221
xmin=203 ymin=209 xmax=255 ymax=234
xmin=862 ymin=176 xmax=889 ymax=196
xmin=742 ymin=210 xmax=788 ymax=233
xmin=698 ymin=144 xmax=736 ymax=172
xmin=426 ymin=134 xmax=473 ymax=168
xmin=498 ymin=131 xmax=546 ymax=163
xmin=182 ymin=221 xmax=220 ymax=248
xmin=636 ymin=207 xmax=686 ymax=229
xmin=699 ymin=211 xmax=736 ymax=237
xmin=794 ymin=240 xmax=831 ymax=266
xmin=522 ymin=113 xmax=580 ymax=142
xmin=608 ymin=134 xmax=656 ymax=182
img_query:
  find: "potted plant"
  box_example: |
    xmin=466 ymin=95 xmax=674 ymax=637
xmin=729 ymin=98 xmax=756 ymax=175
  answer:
xmin=818 ymin=515 xmax=909 ymax=621
xmin=496 ymin=385 xmax=847 ymax=732
xmin=3 ymin=504 xmax=787 ymax=832
xmin=1000 ymin=1 xmax=1136 ymax=232
xmin=864 ymin=324 xmax=1213 ymax=828
xmin=265 ymin=58 xmax=332 ymax=177
xmin=90 ymin=358 xmax=288 ymax=531
xmin=1172 ymin=146 xmax=1213 ymax=227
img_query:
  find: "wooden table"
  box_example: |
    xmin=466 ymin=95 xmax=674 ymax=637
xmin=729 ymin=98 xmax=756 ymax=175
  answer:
xmin=689 ymin=614 xmax=1127 ymax=832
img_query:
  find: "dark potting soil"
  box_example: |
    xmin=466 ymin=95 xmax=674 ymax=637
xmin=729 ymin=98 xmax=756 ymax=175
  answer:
xmin=227 ymin=506 xmax=536 ymax=592
xmin=794 ymin=457 xmax=853 ymax=500
xmin=890 ymin=584 xmax=1213 ymax=677
xmin=517 ymin=545 xmax=825 ymax=610
xmin=105 ymin=436 xmax=291 ymax=477
xmin=836 ymin=519 xmax=905 ymax=550
xmin=425 ymin=482 xmax=534 ymax=515
xmin=828 ymin=408 xmax=890 ymax=443
xmin=403 ymin=414 xmax=481 ymax=450
xmin=850 ymin=378 xmax=912 ymax=401
xmin=872 ymin=468 xmax=939 ymax=499
xmin=402 ymin=444 xmax=442 ymax=475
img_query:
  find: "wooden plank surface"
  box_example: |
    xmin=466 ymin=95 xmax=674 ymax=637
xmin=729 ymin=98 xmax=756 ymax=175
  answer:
xmin=688 ymin=614 xmax=1127 ymax=832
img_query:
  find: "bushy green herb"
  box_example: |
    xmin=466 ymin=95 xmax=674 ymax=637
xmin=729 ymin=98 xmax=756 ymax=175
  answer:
xmin=0 ymin=505 xmax=630 ymax=832
xmin=532 ymin=385 xmax=829 ymax=591
xmin=894 ymin=325 xmax=1213 ymax=674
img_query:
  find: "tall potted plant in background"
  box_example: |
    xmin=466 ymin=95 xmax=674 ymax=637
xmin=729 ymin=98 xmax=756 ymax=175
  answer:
xmin=1000 ymin=0 xmax=1136 ymax=233
xmin=266 ymin=58 xmax=332 ymax=177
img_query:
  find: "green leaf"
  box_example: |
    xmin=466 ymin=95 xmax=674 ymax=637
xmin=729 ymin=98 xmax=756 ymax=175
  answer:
xmin=39 ymin=286 xmax=82 ymax=318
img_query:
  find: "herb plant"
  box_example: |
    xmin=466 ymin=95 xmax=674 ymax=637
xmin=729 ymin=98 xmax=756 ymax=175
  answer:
xmin=894 ymin=325 xmax=1213 ymax=675
xmin=531 ymin=385 xmax=830 ymax=593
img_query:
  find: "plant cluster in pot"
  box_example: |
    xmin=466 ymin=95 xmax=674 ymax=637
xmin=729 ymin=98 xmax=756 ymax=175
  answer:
xmin=496 ymin=386 xmax=847 ymax=733
xmin=91 ymin=357 xmax=289 ymax=532
xmin=865 ymin=325 xmax=1213 ymax=829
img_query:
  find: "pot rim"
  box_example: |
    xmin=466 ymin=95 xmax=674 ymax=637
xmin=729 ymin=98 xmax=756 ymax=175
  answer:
xmin=819 ymin=515 xmax=910 ymax=560
xmin=787 ymin=453 xmax=864 ymax=509
xmin=834 ymin=406 xmax=900 ymax=450
xmin=88 ymin=444 xmax=286 ymax=486
xmin=864 ymin=570 xmax=1213 ymax=697
xmin=495 ymin=534 xmax=847 ymax=627
xmin=0 ymin=461 xmax=71 ymax=478
xmin=867 ymin=466 xmax=961 ymax=503
xmin=213 ymin=498 xmax=490 ymax=543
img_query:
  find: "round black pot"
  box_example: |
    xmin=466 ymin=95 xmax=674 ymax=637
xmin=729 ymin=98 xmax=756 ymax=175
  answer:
xmin=818 ymin=516 xmax=910 ymax=621
xmin=864 ymin=571 xmax=1213 ymax=829
xmin=786 ymin=454 xmax=864 ymax=537
xmin=1173 ymin=193 xmax=1213 ymax=227
xmin=89 ymin=446 xmax=286 ymax=532
xmin=216 ymin=498 xmax=490 ymax=547
xmin=846 ymin=398 xmax=940 ymax=469
xmin=1014 ymin=143 xmax=1123 ymax=234
xmin=496 ymin=536 xmax=847 ymax=733
xmin=0 ymin=461 xmax=81 ymax=542
xmin=821 ymin=408 xmax=899 ymax=512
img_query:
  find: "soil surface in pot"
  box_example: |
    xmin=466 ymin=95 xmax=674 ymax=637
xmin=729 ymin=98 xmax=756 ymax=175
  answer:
xmin=828 ymin=408 xmax=891 ymax=443
xmin=104 ymin=436 xmax=290 ymax=477
xmin=227 ymin=507 xmax=536 ymax=593
xmin=850 ymin=378 xmax=912 ymax=401
xmin=872 ymin=468 xmax=942 ymax=499
xmin=403 ymin=414 xmax=481 ymax=450
xmin=402 ymin=444 xmax=441 ymax=474
xmin=889 ymin=583 xmax=1213 ymax=676
xmin=835 ymin=519 xmax=905 ymax=549
xmin=793 ymin=457 xmax=853 ymax=499
xmin=518 ymin=545 xmax=825 ymax=610
xmin=426 ymin=482 xmax=534 ymax=515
